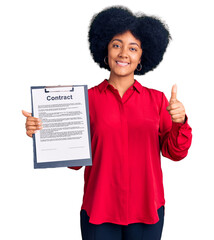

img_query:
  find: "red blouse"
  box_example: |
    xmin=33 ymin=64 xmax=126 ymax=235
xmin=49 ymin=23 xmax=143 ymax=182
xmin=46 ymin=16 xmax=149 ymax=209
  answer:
xmin=69 ymin=79 xmax=192 ymax=225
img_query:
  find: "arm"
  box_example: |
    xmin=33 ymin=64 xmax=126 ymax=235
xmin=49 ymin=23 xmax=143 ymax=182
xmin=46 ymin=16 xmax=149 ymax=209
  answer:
xmin=159 ymin=92 xmax=192 ymax=161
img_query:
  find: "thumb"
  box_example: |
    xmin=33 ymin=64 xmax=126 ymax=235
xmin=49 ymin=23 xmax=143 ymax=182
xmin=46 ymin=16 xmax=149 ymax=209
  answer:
xmin=170 ymin=84 xmax=177 ymax=103
xmin=22 ymin=110 xmax=32 ymax=117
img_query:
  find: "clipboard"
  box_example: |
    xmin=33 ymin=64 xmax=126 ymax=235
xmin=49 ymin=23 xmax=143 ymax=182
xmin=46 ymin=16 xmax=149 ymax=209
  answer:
xmin=30 ymin=85 xmax=92 ymax=169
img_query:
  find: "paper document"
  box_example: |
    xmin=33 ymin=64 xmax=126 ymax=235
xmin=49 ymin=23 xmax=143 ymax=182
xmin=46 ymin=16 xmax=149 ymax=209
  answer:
xmin=31 ymin=85 xmax=92 ymax=168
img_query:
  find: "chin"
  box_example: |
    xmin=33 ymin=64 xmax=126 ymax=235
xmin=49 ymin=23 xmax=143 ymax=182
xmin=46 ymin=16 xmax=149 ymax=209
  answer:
xmin=114 ymin=71 xmax=134 ymax=78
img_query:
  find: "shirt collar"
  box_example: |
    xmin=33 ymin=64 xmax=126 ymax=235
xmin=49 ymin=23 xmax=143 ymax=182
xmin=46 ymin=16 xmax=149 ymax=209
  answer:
xmin=98 ymin=79 xmax=143 ymax=94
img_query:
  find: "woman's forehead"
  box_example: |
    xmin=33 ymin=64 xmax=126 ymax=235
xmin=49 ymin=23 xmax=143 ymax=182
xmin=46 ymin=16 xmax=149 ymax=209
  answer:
xmin=110 ymin=31 xmax=141 ymax=46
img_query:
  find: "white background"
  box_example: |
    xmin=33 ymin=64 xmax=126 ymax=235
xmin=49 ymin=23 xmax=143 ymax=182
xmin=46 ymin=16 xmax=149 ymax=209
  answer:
xmin=0 ymin=0 xmax=213 ymax=239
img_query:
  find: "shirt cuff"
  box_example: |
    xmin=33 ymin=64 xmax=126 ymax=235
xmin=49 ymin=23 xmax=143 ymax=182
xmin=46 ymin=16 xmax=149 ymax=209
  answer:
xmin=171 ymin=114 xmax=189 ymax=132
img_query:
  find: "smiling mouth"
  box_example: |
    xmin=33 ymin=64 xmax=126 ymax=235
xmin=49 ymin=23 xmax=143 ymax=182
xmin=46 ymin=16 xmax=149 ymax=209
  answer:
xmin=116 ymin=61 xmax=129 ymax=66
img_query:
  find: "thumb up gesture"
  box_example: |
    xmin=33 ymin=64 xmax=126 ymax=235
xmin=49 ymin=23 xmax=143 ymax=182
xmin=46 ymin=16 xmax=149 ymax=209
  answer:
xmin=166 ymin=84 xmax=186 ymax=123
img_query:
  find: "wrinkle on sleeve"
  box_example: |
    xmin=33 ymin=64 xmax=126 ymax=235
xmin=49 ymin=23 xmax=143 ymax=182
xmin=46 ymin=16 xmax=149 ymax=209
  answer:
xmin=159 ymin=92 xmax=192 ymax=161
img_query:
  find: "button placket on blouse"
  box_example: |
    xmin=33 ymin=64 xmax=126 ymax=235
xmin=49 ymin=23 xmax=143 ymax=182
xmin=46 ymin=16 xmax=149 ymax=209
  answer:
xmin=120 ymin=101 xmax=129 ymax=223
xmin=112 ymin=88 xmax=132 ymax=223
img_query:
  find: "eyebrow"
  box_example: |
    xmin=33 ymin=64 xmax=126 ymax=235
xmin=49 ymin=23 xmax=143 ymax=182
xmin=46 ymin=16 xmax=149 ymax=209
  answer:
xmin=112 ymin=39 xmax=140 ymax=48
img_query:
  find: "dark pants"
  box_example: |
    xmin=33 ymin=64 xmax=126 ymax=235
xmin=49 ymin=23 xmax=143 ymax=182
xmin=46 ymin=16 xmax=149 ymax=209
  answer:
xmin=80 ymin=206 xmax=164 ymax=240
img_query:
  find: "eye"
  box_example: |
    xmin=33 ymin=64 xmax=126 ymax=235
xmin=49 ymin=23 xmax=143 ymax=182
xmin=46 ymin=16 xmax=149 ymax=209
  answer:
xmin=113 ymin=44 xmax=121 ymax=48
xmin=130 ymin=47 xmax=137 ymax=51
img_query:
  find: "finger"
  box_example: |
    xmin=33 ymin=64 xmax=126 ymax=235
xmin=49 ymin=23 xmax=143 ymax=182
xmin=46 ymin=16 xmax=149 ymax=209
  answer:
xmin=167 ymin=102 xmax=182 ymax=111
xmin=22 ymin=110 xmax=32 ymax=117
xmin=26 ymin=116 xmax=41 ymax=122
xmin=26 ymin=120 xmax=42 ymax=126
xmin=26 ymin=125 xmax=43 ymax=131
xmin=170 ymin=84 xmax=177 ymax=103
xmin=171 ymin=117 xmax=185 ymax=123
xmin=168 ymin=108 xmax=185 ymax=115
xmin=171 ymin=113 xmax=185 ymax=121
xmin=22 ymin=110 xmax=42 ymax=124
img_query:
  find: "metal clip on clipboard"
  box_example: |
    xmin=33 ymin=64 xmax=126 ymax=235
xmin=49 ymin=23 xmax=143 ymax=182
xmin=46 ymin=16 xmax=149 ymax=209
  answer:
xmin=44 ymin=85 xmax=74 ymax=93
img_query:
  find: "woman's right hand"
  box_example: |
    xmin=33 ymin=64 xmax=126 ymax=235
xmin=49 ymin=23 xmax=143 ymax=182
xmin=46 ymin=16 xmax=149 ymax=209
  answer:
xmin=22 ymin=110 xmax=43 ymax=137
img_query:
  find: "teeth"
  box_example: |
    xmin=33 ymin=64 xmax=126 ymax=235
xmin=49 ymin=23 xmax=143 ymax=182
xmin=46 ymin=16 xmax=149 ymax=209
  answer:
xmin=116 ymin=61 xmax=129 ymax=66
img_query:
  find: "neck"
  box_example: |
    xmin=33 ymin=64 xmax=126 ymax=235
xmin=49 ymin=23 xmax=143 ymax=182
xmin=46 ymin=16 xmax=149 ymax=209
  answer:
xmin=108 ymin=72 xmax=135 ymax=93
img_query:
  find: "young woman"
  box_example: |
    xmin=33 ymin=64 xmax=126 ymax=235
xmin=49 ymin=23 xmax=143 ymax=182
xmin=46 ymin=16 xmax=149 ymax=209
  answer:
xmin=22 ymin=6 xmax=192 ymax=240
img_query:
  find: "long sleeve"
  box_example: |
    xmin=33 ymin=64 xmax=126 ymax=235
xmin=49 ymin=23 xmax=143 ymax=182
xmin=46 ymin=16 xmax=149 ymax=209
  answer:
xmin=159 ymin=92 xmax=192 ymax=161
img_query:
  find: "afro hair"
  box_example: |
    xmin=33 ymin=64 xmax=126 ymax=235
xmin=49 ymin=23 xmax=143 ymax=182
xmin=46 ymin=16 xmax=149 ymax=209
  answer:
xmin=88 ymin=6 xmax=171 ymax=75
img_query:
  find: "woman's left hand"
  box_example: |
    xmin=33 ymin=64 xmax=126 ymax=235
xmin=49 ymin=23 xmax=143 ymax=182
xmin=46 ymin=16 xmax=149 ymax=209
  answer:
xmin=166 ymin=84 xmax=186 ymax=123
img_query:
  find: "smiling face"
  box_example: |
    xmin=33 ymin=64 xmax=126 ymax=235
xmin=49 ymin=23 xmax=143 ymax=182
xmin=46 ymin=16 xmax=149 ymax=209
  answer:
xmin=107 ymin=31 xmax=143 ymax=79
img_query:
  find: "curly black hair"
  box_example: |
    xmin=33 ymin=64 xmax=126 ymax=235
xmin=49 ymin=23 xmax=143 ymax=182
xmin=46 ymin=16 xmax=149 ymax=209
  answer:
xmin=88 ymin=6 xmax=171 ymax=75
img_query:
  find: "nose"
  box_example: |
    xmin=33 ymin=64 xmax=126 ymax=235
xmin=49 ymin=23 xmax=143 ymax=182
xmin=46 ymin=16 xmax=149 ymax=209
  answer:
xmin=118 ymin=47 xmax=128 ymax=58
